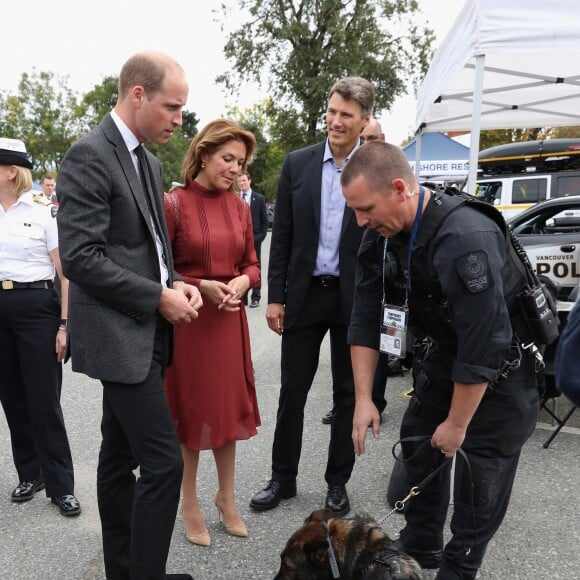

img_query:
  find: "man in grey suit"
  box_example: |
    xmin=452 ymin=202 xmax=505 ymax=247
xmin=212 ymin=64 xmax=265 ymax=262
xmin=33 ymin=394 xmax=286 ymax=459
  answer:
xmin=250 ymin=77 xmax=374 ymax=517
xmin=57 ymin=51 xmax=202 ymax=580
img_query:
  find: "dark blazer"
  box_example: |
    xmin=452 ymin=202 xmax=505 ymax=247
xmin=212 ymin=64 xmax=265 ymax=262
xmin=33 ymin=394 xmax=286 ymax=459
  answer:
xmin=249 ymin=190 xmax=268 ymax=244
xmin=268 ymin=141 xmax=364 ymax=329
xmin=57 ymin=114 xmax=178 ymax=384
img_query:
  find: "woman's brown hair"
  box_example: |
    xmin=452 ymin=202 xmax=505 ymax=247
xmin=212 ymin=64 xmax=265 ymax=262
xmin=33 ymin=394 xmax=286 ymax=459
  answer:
xmin=182 ymin=119 xmax=257 ymax=189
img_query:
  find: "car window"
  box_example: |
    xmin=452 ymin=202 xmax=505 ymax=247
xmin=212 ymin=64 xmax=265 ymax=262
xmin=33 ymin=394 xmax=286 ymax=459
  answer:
xmin=545 ymin=209 xmax=580 ymax=232
xmin=512 ymin=178 xmax=547 ymax=204
xmin=476 ymin=181 xmax=502 ymax=205
xmin=555 ymin=175 xmax=580 ymax=197
xmin=511 ymin=203 xmax=580 ymax=235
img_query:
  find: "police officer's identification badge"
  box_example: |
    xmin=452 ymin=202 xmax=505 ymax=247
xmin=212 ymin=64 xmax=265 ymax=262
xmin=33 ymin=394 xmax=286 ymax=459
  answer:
xmin=456 ymin=251 xmax=490 ymax=293
xmin=380 ymin=304 xmax=408 ymax=358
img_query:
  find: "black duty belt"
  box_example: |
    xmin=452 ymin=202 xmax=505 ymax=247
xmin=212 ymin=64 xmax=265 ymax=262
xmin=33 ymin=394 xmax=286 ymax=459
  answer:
xmin=1 ymin=280 xmax=54 ymax=290
xmin=311 ymin=275 xmax=339 ymax=288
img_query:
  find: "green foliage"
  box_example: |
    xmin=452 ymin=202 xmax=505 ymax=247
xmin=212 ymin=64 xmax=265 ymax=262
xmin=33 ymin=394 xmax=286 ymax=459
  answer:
xmin=79 ymin=76 xmax=119 ymax=127
xmin=478 ymin=128 xmax=549 ymax=151
xmin=226 ymin=99 xmax=308 ymax=201
xmin=148 ymin=111 xmax=199 ymax=190
xmin=0 ymin=71 xmax=199 ymax=190
xmin=0 ymin=70 xmax=85 ymax=177
xmin=217 ymin=0 xmax=434 ymax=141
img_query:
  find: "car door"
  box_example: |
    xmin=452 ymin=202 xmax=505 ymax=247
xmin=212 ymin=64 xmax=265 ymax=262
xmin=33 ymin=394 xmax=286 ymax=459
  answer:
xmin=509 ymin=198 xmax=580 ymax=301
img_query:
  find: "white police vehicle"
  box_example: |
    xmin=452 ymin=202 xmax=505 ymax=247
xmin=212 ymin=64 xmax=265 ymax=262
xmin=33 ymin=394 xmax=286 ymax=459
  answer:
xmin=508 ymin=195 xmax=580 ymax=305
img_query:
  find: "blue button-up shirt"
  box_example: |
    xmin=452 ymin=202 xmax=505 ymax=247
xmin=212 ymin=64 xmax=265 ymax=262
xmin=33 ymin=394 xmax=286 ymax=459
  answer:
xmin=314 ymin=139 xmax=361 ymax=276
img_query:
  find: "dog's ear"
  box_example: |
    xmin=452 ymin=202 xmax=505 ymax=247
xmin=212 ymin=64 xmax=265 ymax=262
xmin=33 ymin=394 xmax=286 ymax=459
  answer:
xmin=304 ymin=538 xmax=330 ymax=569
xmin=306 ymin=508 xmax=334 ymax=523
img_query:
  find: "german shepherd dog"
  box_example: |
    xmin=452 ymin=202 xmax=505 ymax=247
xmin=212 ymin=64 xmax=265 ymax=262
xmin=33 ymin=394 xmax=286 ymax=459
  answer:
xmin=274 ymin=509 xmax=423 ymax=579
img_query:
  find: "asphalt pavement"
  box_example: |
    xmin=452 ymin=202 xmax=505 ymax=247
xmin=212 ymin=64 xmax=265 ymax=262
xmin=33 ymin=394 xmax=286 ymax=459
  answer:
xmin=1 ymin=234 xmax=579 ymax=580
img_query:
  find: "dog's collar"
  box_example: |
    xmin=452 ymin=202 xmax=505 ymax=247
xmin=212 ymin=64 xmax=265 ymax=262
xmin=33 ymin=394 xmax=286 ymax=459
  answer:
xmin=373 ymin=548 xmax=413 ymax=579
xmin=325 ymin=531 xmax=341 ymax=579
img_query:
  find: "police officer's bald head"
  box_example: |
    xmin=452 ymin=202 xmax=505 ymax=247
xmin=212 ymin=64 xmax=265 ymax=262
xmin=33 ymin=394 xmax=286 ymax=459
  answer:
xmin=342 ymin=141 xmax=416 ymax=194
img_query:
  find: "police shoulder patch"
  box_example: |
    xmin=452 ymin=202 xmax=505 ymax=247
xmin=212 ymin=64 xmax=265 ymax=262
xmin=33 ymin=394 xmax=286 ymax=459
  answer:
xmin=455 ymin=250 xmax=490 ymax=293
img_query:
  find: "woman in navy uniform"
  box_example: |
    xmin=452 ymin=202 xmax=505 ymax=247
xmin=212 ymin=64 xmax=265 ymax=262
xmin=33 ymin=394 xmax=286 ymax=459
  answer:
xmin=0 ymin=138 xmax=80 ymax=516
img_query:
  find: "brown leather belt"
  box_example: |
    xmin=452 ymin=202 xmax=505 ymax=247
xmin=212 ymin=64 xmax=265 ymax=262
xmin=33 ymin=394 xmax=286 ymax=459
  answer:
xmin=1 ymin=280 xmax=54 ymax=290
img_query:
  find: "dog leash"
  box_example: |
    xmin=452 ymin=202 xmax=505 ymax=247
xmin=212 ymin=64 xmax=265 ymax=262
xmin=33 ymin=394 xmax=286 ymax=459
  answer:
xmin=379 ymin=436 xmax=477 ymax=556
xmin=325 ymin=531 xmax=341 ymax=579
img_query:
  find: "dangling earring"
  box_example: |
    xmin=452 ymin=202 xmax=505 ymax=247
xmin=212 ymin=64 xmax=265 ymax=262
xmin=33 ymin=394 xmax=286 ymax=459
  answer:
xmin=201 ymin=162 xmax=206 ymax=169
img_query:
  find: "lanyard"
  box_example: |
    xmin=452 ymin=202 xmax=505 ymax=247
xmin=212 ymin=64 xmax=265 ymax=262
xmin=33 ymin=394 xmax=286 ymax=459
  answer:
xmin=381 ymin=236 xmax=388 ymax=305
xmin=405 ymin=185 xmax=425 ymax=298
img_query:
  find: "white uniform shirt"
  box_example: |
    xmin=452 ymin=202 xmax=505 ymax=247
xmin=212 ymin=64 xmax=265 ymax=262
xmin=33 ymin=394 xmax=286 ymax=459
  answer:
xmin=0 ymin=191 xmax=57 ymax=282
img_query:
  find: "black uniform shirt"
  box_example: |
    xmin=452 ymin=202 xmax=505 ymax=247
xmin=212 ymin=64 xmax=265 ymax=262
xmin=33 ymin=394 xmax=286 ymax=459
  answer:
xmin=349 ymin=198 xmax=513 ymax=390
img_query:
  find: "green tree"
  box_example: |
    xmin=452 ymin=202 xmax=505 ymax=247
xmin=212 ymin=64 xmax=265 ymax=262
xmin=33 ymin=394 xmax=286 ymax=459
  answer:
xmin=149 ymin=111 xmax=200 ymax=190
xmin=478 ymin=128 xmax=548 ymax=151
xmin=0 ymin=70 xmax=199 ymax=191
xmin=79 ymin=75 xmax=119 ymax=127
xmin=218 ymin=0 xmax=434 ymax=142
xmin=227 ymin=99 xmax=304 ymax=201
xmin=0 ymin=70 xmax=84 ymax=177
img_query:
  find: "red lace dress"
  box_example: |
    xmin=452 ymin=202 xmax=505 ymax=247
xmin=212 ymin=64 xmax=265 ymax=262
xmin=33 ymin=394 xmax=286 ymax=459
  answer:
xmin=163 ymin=181 xmax=261 ymax=450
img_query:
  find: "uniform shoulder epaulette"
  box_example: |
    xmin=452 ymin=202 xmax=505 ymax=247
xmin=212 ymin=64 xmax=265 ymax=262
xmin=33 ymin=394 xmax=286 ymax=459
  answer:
xmin=32 ymin=193 xmax=52 ymax=206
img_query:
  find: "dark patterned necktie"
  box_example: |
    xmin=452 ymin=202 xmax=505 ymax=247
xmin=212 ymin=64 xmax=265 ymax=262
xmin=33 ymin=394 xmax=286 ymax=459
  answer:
xmin=135 ymin=144 xmax=162 ymax=232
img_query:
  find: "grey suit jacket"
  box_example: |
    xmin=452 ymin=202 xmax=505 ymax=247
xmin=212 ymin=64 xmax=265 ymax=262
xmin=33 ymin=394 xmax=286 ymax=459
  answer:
xmin=57 ymin=114 xmax=178 ymax=384
xmin=268 ymin=141 xmax=364 ymax=329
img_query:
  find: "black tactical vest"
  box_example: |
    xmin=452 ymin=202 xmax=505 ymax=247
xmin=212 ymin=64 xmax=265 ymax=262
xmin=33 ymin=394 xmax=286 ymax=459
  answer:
xmin=405 ymin=188 xmax=558 ymax=349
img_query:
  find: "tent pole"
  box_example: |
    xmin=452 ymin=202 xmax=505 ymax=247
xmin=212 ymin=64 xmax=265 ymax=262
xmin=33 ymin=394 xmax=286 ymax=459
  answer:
xmin=415 ymin=131 xmax=422 ymax=180
xmin=467 ymin=54 xmax=485 ymax=195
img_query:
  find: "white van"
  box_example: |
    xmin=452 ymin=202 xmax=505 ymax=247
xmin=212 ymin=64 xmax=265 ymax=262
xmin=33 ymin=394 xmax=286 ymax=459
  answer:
xmin=475 ymin=171 xmax=580 ymax=219
xmin=473 ymin=139 xmax=580 ymax=219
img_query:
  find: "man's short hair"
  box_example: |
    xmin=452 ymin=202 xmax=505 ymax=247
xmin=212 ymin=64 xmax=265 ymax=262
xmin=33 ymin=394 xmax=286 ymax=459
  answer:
xmin=118 ymin=51 xmax=183 ymax=100
xmin=328 ymin=77 xmax=375 ymax=116
xmin=341 ymin=141 xmax=416 ymax=192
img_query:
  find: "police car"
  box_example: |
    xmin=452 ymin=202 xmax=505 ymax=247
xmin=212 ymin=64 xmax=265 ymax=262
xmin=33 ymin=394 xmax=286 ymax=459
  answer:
xmin=508 ymin=195 xmax=580 ymax=304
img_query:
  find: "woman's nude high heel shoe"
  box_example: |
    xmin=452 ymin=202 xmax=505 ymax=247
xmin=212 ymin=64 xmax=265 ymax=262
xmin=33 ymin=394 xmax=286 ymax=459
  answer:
xmin=185 ymin=529 xmax=211 ymax=547
xmin=180 ymin=503 xmax=211 ymax=547
xmin=213 ymin=492 xmax=248 ymax=538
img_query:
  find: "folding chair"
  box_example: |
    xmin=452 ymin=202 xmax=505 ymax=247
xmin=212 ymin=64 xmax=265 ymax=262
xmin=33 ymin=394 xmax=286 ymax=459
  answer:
xmin=540 ymin=389 xmax=577 ymax=448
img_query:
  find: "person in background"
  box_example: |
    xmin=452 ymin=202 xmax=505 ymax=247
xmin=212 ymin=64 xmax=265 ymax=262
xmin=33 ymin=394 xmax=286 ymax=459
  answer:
xmin=40 ymin=174 xmax=58 ymax=204
xmin=57 ymin=51 xmax=202 ymax=580
xmin=250 ymin=77 xmax=373 ymax=518
xmin=321 ymin=116 xmax=388 ymax=426
xmin=360 ymin=117 xmax=385 ymax=143
xmin=0 ymin=138 xmax=80 ymax=517
xmin=555 ymin=295 xmax=580 ymax=406
xmin=164 ymin=119 xmax=261 ymax=547
xmin=343 ymin=141 xmax=540 ymax=580
xmin=237 ymin=170 xmax=268 ymax=308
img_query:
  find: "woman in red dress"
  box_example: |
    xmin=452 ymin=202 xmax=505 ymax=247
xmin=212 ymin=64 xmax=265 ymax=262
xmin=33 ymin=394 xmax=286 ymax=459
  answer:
xmin=163 ymin=119 xmax=261 ymax=547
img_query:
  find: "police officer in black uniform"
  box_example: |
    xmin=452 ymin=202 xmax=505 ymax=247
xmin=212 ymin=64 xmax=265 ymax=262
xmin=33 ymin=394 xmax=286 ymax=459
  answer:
xmin=0 ymin=138 xmax=80 ymax=516
xmin=341 ymin=142 xmax=540 ymax=580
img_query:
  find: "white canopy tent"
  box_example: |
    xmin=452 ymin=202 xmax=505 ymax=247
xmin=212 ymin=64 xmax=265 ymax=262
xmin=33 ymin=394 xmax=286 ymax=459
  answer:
xmin=414 ymin=0 xmax=580 ymax=193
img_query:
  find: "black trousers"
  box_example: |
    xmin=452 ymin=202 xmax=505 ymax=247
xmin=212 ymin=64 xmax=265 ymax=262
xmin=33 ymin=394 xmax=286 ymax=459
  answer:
xmin=272 ymin=282 xmax=355 ymax=486
xmin=370 ymin=352 xmax=389 ymax=413
xmin=0 ymin=287 xmax=74 ymax=496
xmin=251 ymin=239 xmax=262 ymax=302
xmin=98 ymin=325 xmax=183 ymax=580
xmin=399 ymin=361 xmax=539 ymax=579
xmin=328 ymin=352 xmax=387 ymax=414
